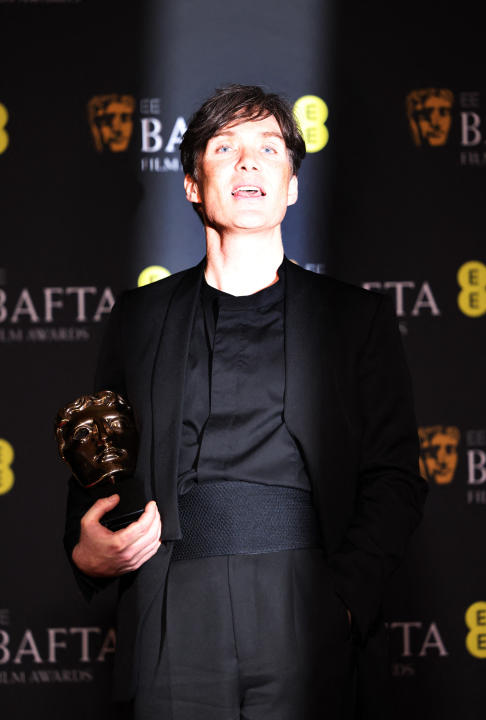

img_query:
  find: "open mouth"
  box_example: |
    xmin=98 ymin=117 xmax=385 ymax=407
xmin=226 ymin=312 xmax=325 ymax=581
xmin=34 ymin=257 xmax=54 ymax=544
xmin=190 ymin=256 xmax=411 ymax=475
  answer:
xmin=231 ymin=185 xmax=266 ymax=198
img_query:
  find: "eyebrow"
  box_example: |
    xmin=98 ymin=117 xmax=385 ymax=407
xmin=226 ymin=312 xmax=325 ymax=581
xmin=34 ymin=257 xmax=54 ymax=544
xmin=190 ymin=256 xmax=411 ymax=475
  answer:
xmin=211 ymin=130 xmax=285 ymax=141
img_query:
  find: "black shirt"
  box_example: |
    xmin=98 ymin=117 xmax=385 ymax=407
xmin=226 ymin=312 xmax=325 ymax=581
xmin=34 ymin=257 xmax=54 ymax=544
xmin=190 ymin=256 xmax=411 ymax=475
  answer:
xmin=177 ymin=264 xmax=310 ymax=495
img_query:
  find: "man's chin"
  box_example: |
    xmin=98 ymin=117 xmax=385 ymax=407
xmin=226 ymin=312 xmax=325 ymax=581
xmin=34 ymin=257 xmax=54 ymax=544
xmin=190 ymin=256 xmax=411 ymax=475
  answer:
xmin=231 ymin=211 xmax=285 ymax=232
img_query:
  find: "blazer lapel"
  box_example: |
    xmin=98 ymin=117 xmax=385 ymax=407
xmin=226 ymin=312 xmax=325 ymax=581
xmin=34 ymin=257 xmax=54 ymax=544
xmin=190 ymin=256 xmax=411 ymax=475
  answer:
xmin=283 ymin=258 xmax=346 ymax=535
xmin=284 ymin=256 xmax=338 ymax=431
xmin=151 ymin=260 xmax=204 ymax=540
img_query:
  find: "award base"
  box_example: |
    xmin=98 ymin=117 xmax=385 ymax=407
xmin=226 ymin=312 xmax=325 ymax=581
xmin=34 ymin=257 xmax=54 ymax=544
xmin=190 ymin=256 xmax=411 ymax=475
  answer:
xmin=101 ymin=507 xmax=145 ymax=532
xmin=87 ymin=473 xmax=148 ymax=532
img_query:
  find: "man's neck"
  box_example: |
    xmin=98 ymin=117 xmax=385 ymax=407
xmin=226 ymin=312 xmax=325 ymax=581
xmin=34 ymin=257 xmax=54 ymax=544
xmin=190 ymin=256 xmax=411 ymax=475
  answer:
xmin=204 ymin=227 xmax=284 ymax=296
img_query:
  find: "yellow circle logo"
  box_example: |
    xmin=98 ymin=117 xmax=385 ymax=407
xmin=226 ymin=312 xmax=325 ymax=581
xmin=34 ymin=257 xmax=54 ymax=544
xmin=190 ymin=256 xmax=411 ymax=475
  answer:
xmin=0 ymin=103 xmax=9 ymax=155
xmin=465 ymin=601 xmax=486 ymax=658
xmin=137 ymin=265 xmax=171 ymax=287
xmin=293 ymin=95 xmax=329 ymax=153
xmin=0 ymin=439 xmax=14 ymax=495
xmin=457 ymin=260 xmax=486 ymax=317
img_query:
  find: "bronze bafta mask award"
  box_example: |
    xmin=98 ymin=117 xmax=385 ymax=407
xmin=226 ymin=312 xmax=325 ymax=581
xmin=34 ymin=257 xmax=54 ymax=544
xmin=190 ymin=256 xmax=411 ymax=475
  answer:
xmin=55 ymin=390 xmax=146 ymax=531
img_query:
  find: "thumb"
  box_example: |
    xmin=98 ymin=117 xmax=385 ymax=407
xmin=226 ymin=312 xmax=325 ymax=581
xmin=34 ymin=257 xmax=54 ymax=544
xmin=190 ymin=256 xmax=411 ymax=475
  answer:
xmin=86 ymin=494 xmax=120 ymax=523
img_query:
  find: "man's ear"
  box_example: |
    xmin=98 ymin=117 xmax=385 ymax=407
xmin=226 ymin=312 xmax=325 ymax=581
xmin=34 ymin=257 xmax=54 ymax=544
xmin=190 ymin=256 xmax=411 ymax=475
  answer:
xmin=184 ymin=174 xmax=201 ymax=203
xmin=287 ymin=175 xmax=298 ymax=207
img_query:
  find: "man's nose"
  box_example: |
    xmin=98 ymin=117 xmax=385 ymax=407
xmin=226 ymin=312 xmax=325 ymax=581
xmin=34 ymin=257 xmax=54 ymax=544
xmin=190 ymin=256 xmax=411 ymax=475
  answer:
xmin=237 ymin=147 xmax=259 ymax=171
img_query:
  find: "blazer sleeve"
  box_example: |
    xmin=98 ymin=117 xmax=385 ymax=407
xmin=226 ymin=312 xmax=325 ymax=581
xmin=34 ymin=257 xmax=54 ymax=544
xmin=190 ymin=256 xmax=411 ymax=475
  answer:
xmin=63 ymin=293 xmax=127 ymax=602
xmin=329 ymin=293 xmax=428 ymax=641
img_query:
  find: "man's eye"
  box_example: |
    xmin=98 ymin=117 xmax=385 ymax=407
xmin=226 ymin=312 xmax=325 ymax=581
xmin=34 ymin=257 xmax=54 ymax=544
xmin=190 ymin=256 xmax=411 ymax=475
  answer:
xmin=263 ymin=146 xmax=277 ymax=154
xmin=217 ymin=145 xmax=232 ymax=153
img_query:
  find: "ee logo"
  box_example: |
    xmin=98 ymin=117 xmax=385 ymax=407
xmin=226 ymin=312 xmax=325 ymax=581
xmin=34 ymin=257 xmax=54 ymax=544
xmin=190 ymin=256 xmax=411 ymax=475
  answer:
xmin=0 ymin=103 xmax=9 ymax=155
xmin=465 ymin=601 xmax=486 ymax=658
xmin=457 ymin=260 xmax=486 ymax=317
xmin=138 ymin=265 xmax=171 ymax=287
xmin=0 ymin=439 xmax=14 ymax=495
xmin=293 ymin=95 xmax=329 ymax=153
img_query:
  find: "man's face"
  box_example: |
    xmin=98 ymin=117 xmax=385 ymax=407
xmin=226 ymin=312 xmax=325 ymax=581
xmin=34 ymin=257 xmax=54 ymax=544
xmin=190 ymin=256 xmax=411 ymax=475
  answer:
xmin=417 ymin=96 xmax=452 ymax=146
xmin=184 ymin=115 xmax=298 ymax=234
xmin=62 ymin=405 xmax=137 ymax=487
xmin=95 ymin=101 xmax=134 ymax=152
xmin=420 ymin=432 xmax=458 ymax=484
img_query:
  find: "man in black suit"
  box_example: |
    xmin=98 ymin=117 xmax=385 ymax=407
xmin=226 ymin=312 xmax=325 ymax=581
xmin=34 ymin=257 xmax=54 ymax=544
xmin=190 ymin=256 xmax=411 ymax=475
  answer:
xmin=65 ymin=85 xmax=427 ymax=719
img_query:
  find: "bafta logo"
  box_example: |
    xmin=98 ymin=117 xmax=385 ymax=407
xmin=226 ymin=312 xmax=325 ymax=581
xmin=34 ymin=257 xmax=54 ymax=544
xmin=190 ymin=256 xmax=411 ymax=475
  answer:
xmin=406 ymin=89 xmax=454 ymax=147
xmin=87 ymin=94 xmax=135 ymax=153
xmin=418 ymin=425 xmax=460 ymax=484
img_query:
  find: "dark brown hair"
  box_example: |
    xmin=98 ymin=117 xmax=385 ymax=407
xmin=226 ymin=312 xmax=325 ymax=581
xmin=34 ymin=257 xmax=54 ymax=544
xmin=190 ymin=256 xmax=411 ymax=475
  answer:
xmin=180 ymin=84 xmax=306 ymax=179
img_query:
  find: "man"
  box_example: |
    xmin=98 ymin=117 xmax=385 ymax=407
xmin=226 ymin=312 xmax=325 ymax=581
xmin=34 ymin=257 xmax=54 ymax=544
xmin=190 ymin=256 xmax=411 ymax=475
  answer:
xmin=65 ymin=85 xmax=427 ymax=719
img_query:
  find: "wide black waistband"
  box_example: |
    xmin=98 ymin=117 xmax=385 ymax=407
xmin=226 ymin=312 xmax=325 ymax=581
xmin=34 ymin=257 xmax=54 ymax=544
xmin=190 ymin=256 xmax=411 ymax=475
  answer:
xmin=172 ymin=481 xmax=322 ymax=562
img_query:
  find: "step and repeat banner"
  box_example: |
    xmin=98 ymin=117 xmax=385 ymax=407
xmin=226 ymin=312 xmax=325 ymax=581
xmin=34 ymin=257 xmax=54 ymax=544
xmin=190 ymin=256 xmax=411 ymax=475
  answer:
xmin=0 ymin=2 xmax=484 ymax=719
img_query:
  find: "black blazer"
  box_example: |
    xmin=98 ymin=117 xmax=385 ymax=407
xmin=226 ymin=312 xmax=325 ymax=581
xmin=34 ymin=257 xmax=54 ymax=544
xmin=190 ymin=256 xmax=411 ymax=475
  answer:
xmin=64 ymin=257 xmax=427 ymax=708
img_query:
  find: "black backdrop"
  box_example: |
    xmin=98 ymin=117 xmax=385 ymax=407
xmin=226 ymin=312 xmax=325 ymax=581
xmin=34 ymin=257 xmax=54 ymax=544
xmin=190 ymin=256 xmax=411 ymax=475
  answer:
xmin=1 ymin=2 xmax=485 ymax=718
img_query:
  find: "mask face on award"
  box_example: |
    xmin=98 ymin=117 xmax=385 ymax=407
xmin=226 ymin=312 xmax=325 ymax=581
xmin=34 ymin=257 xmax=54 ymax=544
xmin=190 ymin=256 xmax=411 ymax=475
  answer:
xmin=61 ymin=405 xmax=137 ymax=488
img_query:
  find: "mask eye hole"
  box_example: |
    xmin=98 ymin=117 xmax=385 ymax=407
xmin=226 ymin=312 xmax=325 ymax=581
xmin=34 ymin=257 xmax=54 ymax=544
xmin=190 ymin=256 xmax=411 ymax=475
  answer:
xmin=73 ymin=427 xmax=91 ymax=442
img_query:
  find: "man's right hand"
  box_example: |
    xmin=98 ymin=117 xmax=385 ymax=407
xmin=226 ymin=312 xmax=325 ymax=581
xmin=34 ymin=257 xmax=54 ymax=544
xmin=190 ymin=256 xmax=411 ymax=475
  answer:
xmin=72 ymin=495 xmax=162 ymax=578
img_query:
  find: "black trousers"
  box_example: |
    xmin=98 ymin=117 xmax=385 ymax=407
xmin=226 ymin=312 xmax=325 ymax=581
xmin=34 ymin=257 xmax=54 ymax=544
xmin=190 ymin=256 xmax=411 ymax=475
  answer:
xmin=134 ymin=547 xmax=355 ymax=720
